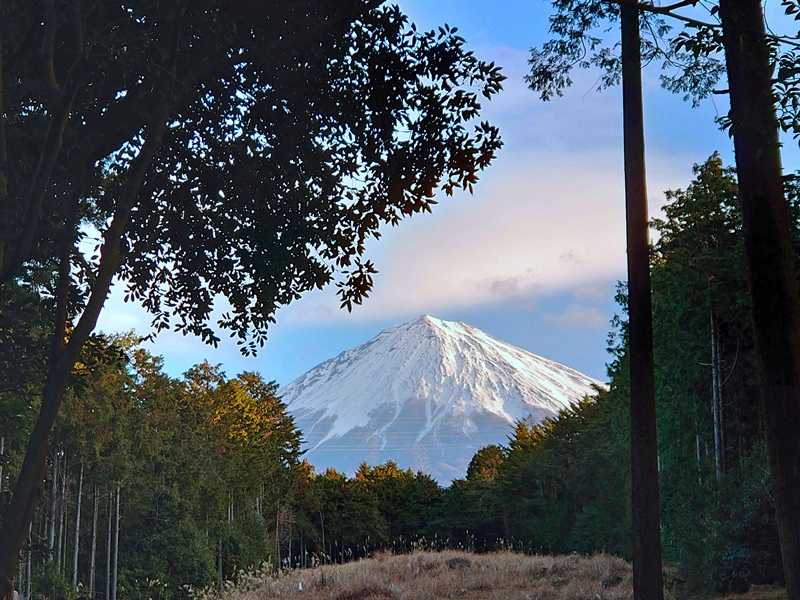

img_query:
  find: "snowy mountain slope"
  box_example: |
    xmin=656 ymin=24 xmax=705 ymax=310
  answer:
xmin=280 ymin=315 xmax=604 ymax=483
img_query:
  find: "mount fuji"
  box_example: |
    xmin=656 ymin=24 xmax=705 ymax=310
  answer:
xmin=280 ymin=315 xmax=604 ymax=483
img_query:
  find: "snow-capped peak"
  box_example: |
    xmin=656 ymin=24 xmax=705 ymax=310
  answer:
xmin=280 ymin=315 xmax=603 ymax=482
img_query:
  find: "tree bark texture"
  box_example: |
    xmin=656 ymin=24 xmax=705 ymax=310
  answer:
xmin=72 ymin=463 xmax=83 ymax=587
xmin=621 ymin=5 xmax=664 ymax=599
xmin=719 ymin=1 xmax=800 ymax=595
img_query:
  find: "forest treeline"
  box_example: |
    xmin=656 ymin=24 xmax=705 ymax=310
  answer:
xmin=0 ymin=155 xmax=794 ymax=598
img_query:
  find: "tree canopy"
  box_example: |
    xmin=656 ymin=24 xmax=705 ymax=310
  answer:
xmin=0 ymin=1 xmax=504 ymax=591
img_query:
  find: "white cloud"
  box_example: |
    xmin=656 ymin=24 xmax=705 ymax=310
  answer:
xmin=278 ymin=150 xmax=629 ymax=325
xmin=544 ymin=305 xmax=607 ymax=329
xmin=275 ymin=151 xmax=706 ymax=328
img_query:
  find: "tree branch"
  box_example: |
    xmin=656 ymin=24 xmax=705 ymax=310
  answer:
xmin=630 ymin=1 xmax=800 ymax=50
xmin=67 ymin=102 xmax=173 ymax=356
xmin=51 ymin=232 xmax=72 ymax=360
xmin=0 ymin=52 xmax=87 ymax=285
xmin=634 ymin=2 xmax=720 ymax=28
xmin=655 ymin=0 xmax=699 ymax=10
xmin=42 ymin=0 xmax=60 ymax=92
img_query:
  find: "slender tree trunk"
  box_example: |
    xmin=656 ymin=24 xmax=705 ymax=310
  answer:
xmin=24 ymin=525 xmax=30 ymax=600
xmin=89 ymin=486 xmax=98 ymax=598
xmin=72 ymin=463 xmax=83 ymax=587
xmin=111 ymin=487 xmax=119 ymax=600
xmin=15 ymin=550 xmax=21 ymax=600
xmin=710 ymin=299 xmax=725 ymax=479
xmin=105 ymin=491 xmax=111 ymax=600
xmin=61 ymin=495 xmax=68 ymax=575
xmin=0 ymin=6 xmax=9 ymax=270
xmin=56 ymin=451 xmax=67 ymax=571
xmin=320 ymin=511 xmax=325 ymax=563
xmin=275 ymin=502 xmax=280 ymax=573
xmin=0 ymin=437 xmax=4 ymax=492
xmin=48 ymin=451 xmax=58 ymax=560
xmin=719 ymin=1 xmax=800 ymax=596
xmin=621 ymin=4 xmax=663 ymax=598
xmin=217 ymin=537 xmax=223 ymax=593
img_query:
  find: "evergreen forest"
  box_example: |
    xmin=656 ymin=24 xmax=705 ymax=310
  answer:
xmin=0 ymin=155 xmax=794 ymax=598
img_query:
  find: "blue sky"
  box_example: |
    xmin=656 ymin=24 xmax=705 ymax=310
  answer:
xmin=97 ymin=1 xmax=800 ymax=386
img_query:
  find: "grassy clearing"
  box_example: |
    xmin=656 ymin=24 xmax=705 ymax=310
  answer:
xmin=229 ymin=550 xmax=635 ymax=599
xmin=220 ymin=550 xmax=789 ymax=600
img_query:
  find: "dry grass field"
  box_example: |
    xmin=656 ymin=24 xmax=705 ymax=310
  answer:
xmin=230 ymin=550 xmax=635 ymax=599
xmin=221 ymin=550 xmax=789 ymax=600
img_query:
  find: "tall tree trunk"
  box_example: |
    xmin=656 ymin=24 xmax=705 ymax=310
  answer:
xmin=89 ymin=486 xmax=98 ymax=598
xmin=320 ymin=511 xmax=325 ymax=563
xmin=621 ymin=4 xmax=663 ymax=598
xmin=710 ymin=298 xmax=725 ymax=479
xmin=719 ymin=1 xmax=800 ymax=596
xmin=275 ymin=502 xmax=280 ymax=573
xmin=56 ymin=451 xmax=67 ymax=571
xmin=111 ymin=487 xmax=119 ymax=600
xmin=105 ymin=491 xmax=111 ymax=600
xmin=0 ymin=7 xmax=7 ymax=202
xmin=72 ymin=463 xmax=83 ymax=587
xmin=0 ymin=437 xmax=5 ymax=492
xmin=217 ymin=538 xmax=223 ymax=593
xmin=24 ymin=525 xmax=30 ymax=600
xmin=48 ymin=451 xmax=58 ymax=560
xmin=15 ymin=549 xmax=21 ymax=600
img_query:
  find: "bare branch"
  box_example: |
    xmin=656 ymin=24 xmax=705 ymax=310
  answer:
xmin=655 ymin=0 xmax=700 ymax=10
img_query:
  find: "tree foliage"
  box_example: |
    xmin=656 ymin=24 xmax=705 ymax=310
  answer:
xmin=0 ymin=0 xmax=504 ymax=347
xmin=0 ymin=0 xmax=504 ymax=586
